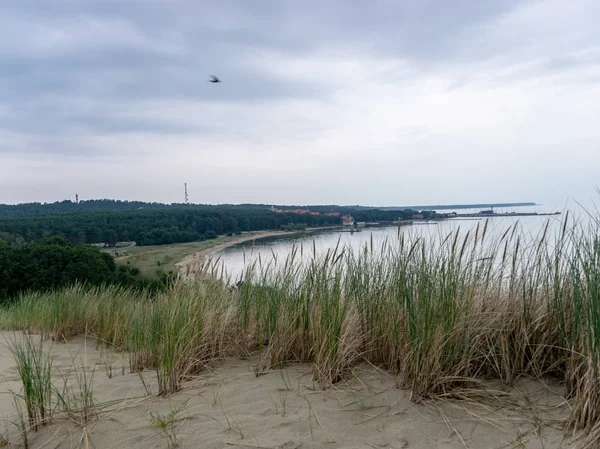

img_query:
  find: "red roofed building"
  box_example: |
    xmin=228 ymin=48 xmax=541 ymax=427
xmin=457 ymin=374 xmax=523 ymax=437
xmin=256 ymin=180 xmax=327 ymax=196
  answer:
xmin=342 ymin=214 xmax=355 ymax=226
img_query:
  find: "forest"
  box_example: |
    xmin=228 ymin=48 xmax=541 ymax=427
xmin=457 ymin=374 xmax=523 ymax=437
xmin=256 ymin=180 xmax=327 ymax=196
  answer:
xmin=0 ymin=199 xmax=437 ymax=217
xmin=0 ymin=205 xmax=435 ymax=247
xmin=0 ymin=199 xmax=175 ymax=216
xmin=0 ymin=207 xmax=344 ymax=246
xmin=0 ymin=235 xmax=170 ymax=302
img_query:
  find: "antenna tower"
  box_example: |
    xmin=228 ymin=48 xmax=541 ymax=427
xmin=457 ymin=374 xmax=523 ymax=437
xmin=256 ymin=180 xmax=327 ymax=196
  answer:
xmin=75 ymin=194 xmax=79 ymax=204
xmin=184 ymin=183 xmax=189 ymax=204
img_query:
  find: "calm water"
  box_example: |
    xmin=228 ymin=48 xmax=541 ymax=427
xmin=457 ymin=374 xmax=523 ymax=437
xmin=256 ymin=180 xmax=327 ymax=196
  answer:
xmin=213 ymin=205 xmax=583 ymax=281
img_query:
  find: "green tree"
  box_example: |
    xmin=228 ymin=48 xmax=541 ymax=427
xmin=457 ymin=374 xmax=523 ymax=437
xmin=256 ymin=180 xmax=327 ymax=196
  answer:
xmin=104 ymin=230 xmax=118 ymax=247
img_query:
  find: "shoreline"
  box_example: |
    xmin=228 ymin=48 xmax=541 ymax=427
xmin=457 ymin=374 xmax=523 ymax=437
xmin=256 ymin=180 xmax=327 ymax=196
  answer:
xmin=178 ymin=230 xmax=292 ymax=264
xmin=177 ymin=229 xmax=300 ymax=279
xmin=176 ymin=226 xmax=345 ymax=280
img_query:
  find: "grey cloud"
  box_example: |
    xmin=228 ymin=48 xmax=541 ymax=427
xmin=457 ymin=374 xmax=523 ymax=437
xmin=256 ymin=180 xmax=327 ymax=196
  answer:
xmin=0 ymin=0 xmax=568 ymax=122
xmin=1 ymin=0 xmax=600 ymax=205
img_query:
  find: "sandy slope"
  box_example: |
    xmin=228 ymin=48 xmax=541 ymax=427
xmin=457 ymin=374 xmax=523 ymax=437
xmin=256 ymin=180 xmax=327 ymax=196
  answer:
xmin=0 ymin=331 xmax=578 ymax=449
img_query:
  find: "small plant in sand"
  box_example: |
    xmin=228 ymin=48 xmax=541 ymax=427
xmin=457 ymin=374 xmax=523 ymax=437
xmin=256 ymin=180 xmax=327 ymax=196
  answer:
xmin=271 ymin=389 xmax=289 ymax=416
xmin=8 ymin=334 xmax=55 ymax=431
xmin=99 ymin=346 xmax=115 ymax=379
xmin=0 ymin=429 xmax=8 ymax=448
xmin=0 ymin=419 xmax=9 ymax=448
xmin=56 ymin=357 xmax=97 ymax=426
xmin=11 ymin=397 xmax=30 ymax=449
xmin=148 ymin=399 xmax=190 ymax=449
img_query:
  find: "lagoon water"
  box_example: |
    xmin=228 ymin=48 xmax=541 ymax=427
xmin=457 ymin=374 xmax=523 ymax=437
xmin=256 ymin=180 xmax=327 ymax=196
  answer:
xmin=213 ymin=204 xmax=585 ymax=281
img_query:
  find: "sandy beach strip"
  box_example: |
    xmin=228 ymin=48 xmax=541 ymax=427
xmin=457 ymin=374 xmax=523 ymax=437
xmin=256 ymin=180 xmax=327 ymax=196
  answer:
xmin=176 ymin=226 xmax=341 ymax=279
xmin=176 ymin=230 xmax=295 ymax=277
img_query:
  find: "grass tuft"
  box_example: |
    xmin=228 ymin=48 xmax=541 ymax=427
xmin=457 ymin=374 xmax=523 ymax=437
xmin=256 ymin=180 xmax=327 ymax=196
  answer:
xmin=148 ymin=399 xmax=190 ymax=449
xmin=7 ymin=334 xmax=54 ymax=431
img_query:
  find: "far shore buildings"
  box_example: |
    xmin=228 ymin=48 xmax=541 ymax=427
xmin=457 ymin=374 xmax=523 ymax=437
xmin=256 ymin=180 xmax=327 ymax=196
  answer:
xmin=341 ymin=214 xmax=355 ymax=226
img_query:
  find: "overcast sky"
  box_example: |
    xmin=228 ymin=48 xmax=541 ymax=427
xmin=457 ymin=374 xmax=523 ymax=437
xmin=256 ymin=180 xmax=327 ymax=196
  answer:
xmin=1 ymin=0 xmax=599 ymax=207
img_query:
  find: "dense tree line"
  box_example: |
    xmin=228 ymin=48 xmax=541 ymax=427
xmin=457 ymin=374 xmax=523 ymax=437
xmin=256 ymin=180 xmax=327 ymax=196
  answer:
xmin=217 ymin=205 xmax=439 ymax=222
xmin=0 ymin=199 xmax=173 ymax=217
xmin=1 ymin=199 xmax=440 ymax=220
xmin=0 ymin=199 xmax=443 ymax=248
xmin=235 ymin=204 xmax=436 ymax=219
xmin=247 ymin=206 xmax=439 ymax=221
xmin=0 ymin=208 xmax=342 ymax=246
xmin=0 ymin=236 xmax=171 ymax=302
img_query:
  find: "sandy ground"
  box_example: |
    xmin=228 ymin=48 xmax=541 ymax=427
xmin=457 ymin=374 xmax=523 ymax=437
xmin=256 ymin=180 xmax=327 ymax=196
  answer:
xmin=0 ymin=331 xmax=578 ymax=449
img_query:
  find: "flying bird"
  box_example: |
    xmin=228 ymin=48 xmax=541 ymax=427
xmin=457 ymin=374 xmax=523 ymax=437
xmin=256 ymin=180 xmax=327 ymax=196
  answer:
xmin=209 ymin=75 xmax=221 ymax=83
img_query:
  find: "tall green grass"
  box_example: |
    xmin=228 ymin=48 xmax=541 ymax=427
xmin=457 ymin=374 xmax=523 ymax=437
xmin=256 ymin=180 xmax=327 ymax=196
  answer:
xmin=3 ymin=211 xmax=600 ymax=436
xmin=8 ymin=335 xmax=54 ymax=431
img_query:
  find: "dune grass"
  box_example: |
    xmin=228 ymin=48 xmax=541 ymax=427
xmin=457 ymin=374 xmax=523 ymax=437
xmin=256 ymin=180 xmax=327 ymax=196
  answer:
xmin=7 ymin=335 xmax=55 ymax=431
xmin=6 ymin=333 xmax=104 ymax=446
xmin=2 ymin=210 xmax=600 ymax=438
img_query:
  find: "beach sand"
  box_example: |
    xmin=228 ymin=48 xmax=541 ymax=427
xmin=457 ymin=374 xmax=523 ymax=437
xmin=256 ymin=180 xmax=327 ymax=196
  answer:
xmin=0 ymin=331 xmax=575 ymax=448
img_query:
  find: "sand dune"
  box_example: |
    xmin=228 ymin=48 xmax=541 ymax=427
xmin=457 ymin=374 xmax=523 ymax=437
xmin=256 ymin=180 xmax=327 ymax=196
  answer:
xmin=0 ymin=331 xmax=576 ymax=449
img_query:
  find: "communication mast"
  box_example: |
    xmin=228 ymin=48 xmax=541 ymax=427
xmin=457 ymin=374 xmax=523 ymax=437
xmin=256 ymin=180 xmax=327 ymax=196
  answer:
xmin=184 ymin=183 xmax=189 ymax=204
xmin=75 ymin=194 xmax=79 ymax=204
